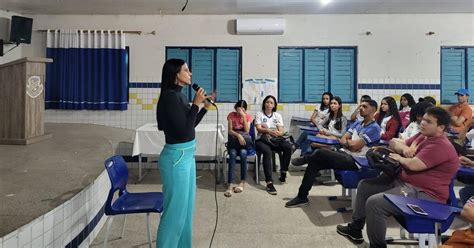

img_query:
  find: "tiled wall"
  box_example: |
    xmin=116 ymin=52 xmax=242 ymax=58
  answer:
xmin=0 ymin=171 xmax=110 ymax=248
xmin=45 ymin=79 xmax=442 ymax=134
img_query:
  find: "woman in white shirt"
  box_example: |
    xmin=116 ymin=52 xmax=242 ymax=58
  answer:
xmin=399 ymin=101 xmax=433 ymax=140
xmin=295 ymin=92 xmax=333 ymax=154
xmin=313 ymin=92 xmax=333 ymax=129
xmin=255 ymin=95 xmax=293 ymax=195
xmin=309 ymin=96 xmax=348 ymax=151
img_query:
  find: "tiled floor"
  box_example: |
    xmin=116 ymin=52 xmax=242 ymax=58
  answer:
xmin=91 ymin=167 xmax=469 ymax=248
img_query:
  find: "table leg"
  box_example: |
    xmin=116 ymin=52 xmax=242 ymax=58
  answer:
xmin=138 ymin=154 xmax=143 ymax=182
xmin=434 ymin=222 xmax=441 ymax=245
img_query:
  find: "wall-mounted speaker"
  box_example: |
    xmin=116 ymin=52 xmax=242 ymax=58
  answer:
xmin=9 ymin=16 xmax=33 ymax=44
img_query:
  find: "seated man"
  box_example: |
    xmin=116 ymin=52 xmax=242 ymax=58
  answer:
xmin=448 ymin=88 xmax=472 ymax=134
xmin=285 ymin=99 xmax=381 ymax=208
xmin=336 ymin=107 xmax=460 ymax=248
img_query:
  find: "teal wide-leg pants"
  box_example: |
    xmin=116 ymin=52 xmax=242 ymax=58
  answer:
xmin=157 ymin=139 xmax=196 ymax=248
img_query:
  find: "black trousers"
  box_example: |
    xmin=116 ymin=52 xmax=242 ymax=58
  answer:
xmin=255 ymin=139 xmax=293 ymax=182
xmin=297 ymin=149 xmax=359 ymax=199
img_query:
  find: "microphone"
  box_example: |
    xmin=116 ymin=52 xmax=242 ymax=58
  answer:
xmin=191 ymin=83 xmax=216 ymax=105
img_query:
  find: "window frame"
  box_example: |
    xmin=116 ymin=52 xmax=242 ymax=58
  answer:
xmin=165 ymin=46 xmax=242 ymax=103
xmin=278 ymin=46 xmax=358 ymax=103
xmin=440 ymin=46 xmax=474 ymax=104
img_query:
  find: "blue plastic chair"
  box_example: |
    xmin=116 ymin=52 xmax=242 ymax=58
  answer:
xmin=103 ymin=155 xmax=164 ymax=248
xmin=222 ymin=122 xmax=258 ymax=184
xmin=386 ymin=178 xmax=460 ymax=247
xmin=331 ymin=156 xmax=380 ymax=212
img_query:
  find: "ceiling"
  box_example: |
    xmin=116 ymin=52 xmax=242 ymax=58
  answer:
xmin=0 ymin=0 xmax=473 ymax=15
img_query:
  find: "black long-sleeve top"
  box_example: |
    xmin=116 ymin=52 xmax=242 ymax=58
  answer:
xmin=156 ymin=86 xmax=207 ymax=144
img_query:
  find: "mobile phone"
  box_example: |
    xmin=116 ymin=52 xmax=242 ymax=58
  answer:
xmin=407 ymin=204 xmax=428 ymax=216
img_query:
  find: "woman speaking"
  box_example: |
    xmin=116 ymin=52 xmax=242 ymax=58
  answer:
xmin=156 ymin=58 xmax=212 ymax=247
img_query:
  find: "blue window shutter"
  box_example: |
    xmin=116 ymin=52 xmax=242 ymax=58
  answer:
xmin=304 ymin=49 xmax=329 ymax=102
xmin=191 ymin=49 xmax=214 ymax=97
xmin=166 ymin=48 xmax=190 ymax=99
xmin=166 ymin=48 xmax=189 ymax=62
xmin=279 ymin=49 xmax=303 ymax=102
xmin=330 ymin=48 xmax=355 ymax=103
xmin=216 ymin=49 xmax=239 ymax=102
xmin=441 ymin=48 xmax=465 ymax=104
xmin=467 ymin=48 xmax=474 ymax=103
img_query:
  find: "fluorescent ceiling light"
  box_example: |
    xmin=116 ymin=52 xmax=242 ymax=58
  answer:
xmin=321 ymin=0 xmax=332 ymax=5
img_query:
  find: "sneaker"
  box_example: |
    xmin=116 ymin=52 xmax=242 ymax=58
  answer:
xmin=336 ymin=223 xmax=364 ymax=244
xmin=291 ymin=156 xmax=307 ymax=166
xmin=285 ymin=196 xmax=309 ymax=208
xmin=278 ymin=172 xmax=287 ymax=183
xmin=266 ymin=183 xmax=277 ymax=195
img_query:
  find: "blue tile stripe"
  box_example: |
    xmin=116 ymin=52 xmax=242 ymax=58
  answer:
xmin=358 ymin=84 xmax=440 ymax=90
xmin=128 ymin=82 xmax=440 ymax=90
xmin=65 ymin=203 xmax=105 ymax=248
xmin=129 ymin=82 xmax=161 ymax=88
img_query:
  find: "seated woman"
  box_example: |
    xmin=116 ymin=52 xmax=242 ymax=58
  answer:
xmin=398 ymin=101 xmax=433 ymax=140
xmin=308 ymin=96 xmax=347 ymax=152
xmin=225 ymin=100 xmax=253 ymax=197
xmin=374 ymin=96 xmax=401 ymax=141
xmin=295 ymin=92 xmax=333 ymax=154
xmin=255 ymin=95 xmax=293 ymax=195
xmin=398 ymin=93 xmax=416 ymax=128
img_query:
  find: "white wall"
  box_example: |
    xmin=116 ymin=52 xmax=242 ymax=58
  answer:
xmin=0 ymin=9 xmax=23 ymax=64
xmin=20 ymin=14 xmax=474 ymax=132
xmin=26 ymin=14 xmax=474 ymax=80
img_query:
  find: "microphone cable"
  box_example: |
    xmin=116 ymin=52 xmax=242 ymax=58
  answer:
xmin=209 ymin=103 xmax=219 ymax=248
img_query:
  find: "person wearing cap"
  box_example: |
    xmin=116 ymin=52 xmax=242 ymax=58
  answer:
xmin=449 ymin=88 xmax=472 ymax=133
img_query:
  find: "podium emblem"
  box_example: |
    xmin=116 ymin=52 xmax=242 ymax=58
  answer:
xmin=26 ymin=76 xmax=43 ymax=98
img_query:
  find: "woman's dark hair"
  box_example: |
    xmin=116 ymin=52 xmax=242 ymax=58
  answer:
xmin=418 ymin=96 xmax=437 ymax=106
xmin=261 ymin=95 xmax=278 ymax=113
xmin=377 ymin=96 xmax=402 ymax=131
xmin=234 ymin=100 xmax=248 ymax=111
xmin=319 ymin=92 xmax=333 ymax=111
xmin=399 ymin=93 xmax=416 ymax=110
xmin=161 ymin=58 xmax=186 ymax=91
xmin=409 ymin=101 xmax=433 ymax=123
xmin=324 ymin=96 xmax=343 ymax=131
xmin=425 ymin=106 xmax=451 ymax=131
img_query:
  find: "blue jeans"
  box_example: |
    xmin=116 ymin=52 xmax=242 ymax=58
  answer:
xmin=228 ymin=148 xmax=248 ymax=183
xmin=460 ymin=185 xmax=474 ymax=205
xmin=296 ymin=131 xmax=313 ymax=155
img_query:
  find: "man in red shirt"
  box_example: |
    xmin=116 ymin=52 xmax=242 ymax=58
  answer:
xmin=449 ymin=88 xmax=472 ymax=133
xmin=337 ymin=107 xmax=460 ymax=248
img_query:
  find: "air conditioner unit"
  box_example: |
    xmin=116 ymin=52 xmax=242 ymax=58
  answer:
xmin=236 ymin=18 xmax=285 ymax=35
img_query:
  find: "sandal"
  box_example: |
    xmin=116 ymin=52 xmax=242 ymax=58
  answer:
xmin=224 ymin=189 xmax=233 ymax=197
xmin=234 ymin=182 xmax=245 ymax=193
xmin=224 ymin=185 xmax=233 ymax=197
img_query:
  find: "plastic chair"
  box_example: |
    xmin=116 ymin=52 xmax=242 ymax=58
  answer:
xmin=222 ymin=122 xmax=258 ymax=184
xmin=386 ymin=178 xmax=460 ymax=248
xmin=330 ymin=156 xmax=380 ymax=212
xmin=103 ymin=155 xmax=164 ymax=248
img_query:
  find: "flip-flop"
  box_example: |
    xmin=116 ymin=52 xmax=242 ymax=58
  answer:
xmin=224 ymin=189 xmax=233 ymax=197
xmin=234 ymin=186 xmax=243 ymax=193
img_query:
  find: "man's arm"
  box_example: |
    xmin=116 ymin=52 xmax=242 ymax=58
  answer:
xmin=350 ymin=106 xmax=360 ymax=121
xmin=389 ymin=154 xmax=428 ymax=171
xmin=340 ymin=132 xmax=365 ymax=152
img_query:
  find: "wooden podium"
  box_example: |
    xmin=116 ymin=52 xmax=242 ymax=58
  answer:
xmin=0 ymin=57 xmax=53 ymax=145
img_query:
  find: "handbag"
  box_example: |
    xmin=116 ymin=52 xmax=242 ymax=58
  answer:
xmin=260 ymin=132 xmax=297 ymax=153
xmin=227 ymin=132 xmax=253 ymax=150
xmin=365 ymin=146 xmax=401 ymax=178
